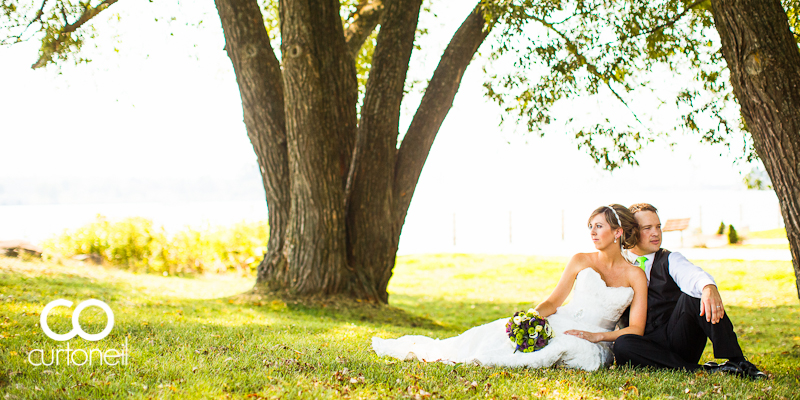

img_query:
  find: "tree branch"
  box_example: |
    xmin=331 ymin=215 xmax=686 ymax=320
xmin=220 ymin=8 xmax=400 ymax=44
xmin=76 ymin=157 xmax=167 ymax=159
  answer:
xmin=392 ymin=3 xmax=492 ymax=233
xmin=3 ymin=0 xmax=49 ymax=44
xmin=637 ymin=0 xmax=706 ymax=38
xmin=530 ymin=14 xmax=646 ymax=126
xmin=62 ymin=0 xmax=118 ymax=34
xmin=346 ymin=0 xmax=422 ymax=299
xmin=587 ymin=0 xmax=707 ymax=51
xmin=31 ymin=0 xmax=121 ymax=68
xmin=343 ymin=0 xmax=384 ymax=57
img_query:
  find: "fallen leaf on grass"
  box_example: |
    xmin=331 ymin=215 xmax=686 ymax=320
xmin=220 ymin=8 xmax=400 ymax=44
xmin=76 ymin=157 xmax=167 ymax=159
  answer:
xmin=623 ymin=386 xmax=639 ymax=396
xmin=405 ymin=385 xmax=432 ymax=399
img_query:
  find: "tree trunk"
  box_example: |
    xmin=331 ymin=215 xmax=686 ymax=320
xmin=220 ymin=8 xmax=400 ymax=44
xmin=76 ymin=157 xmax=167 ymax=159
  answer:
xmin=214 ymin=0 xmax=291 ymax=288
xmin=710 ymin=0 xmax=800 ymax=300
xmin=278 ymin=0 xmax=358 ymax=295
xmin=345 ymin=0 xmax=423 ymax=302
xmin=217 ymin=0 xmax=492 ymax=302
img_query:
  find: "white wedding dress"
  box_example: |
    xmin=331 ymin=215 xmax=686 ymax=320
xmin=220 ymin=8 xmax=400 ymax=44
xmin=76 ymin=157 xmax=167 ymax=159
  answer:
xmin=372 ymin=268 xmax=635 ymax=371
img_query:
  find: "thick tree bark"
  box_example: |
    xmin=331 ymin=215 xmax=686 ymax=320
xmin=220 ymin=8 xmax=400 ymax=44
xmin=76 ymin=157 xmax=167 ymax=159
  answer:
xmin=278 ymin=0 xmax=358 ymax=295
xmin=710 ymin=0 xmax=800 ymax=299
xmin=346 ymin=0 xmax=423 ymax=302
xmin=214 ymin=0 xmax=290 ymax=288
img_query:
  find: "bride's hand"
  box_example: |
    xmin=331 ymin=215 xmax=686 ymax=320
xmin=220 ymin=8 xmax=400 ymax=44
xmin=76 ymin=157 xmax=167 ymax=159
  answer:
xmin=564 ymin=330 xmax=602 ymax=343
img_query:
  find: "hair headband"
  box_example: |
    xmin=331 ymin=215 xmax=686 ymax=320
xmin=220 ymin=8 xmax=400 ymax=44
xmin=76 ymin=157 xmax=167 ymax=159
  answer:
xmin=606 ymin=205 xmax=622 ymax=227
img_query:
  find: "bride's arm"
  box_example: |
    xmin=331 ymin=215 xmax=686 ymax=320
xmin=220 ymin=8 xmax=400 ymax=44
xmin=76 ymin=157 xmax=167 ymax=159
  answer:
xmin=534 ymin=254 xmax=587 ymax=318
xmin=565 ymin=268 xmax=648 ymax=342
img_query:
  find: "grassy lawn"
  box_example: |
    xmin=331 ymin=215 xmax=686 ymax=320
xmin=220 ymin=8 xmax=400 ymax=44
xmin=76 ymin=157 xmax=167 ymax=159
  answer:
xmin=745 ymin=228 xmax=787 ymax=240
xmin=1 ymin=254 xmax=798 ymax=399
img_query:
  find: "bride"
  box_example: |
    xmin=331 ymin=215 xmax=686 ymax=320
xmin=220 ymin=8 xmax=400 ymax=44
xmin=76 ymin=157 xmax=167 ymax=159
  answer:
xmin=372 ymin=204 xmax=649 ymax=371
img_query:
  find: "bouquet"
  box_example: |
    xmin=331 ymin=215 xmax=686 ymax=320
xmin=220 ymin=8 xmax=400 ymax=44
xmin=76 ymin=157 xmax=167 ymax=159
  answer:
xmin=505 ymin=309 xmax=553 ymax=353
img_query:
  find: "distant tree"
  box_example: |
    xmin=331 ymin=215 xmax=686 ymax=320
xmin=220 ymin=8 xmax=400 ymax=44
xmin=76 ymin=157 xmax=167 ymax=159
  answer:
xmin=717 ymin=221 xmax=726 ymax=235
xmin=743 ymin=164 xmax=774 ymax=190
xmin=728 ymin=224 xmax=738 ymax=244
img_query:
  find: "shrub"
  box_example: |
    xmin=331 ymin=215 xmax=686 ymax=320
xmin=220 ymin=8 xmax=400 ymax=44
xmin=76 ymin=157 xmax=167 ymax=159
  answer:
xmin=42 ymin=215 xmax=268 ymax=275
xmin=728 ymin=225 xmax=739 ymax=244
xmin=717 ymin=221 xmax=726 ymax=235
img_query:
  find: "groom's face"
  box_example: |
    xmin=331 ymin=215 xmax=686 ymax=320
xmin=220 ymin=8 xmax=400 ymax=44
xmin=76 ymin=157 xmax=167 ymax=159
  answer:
xmin=633 ymin=211 xmax=662 ymax=254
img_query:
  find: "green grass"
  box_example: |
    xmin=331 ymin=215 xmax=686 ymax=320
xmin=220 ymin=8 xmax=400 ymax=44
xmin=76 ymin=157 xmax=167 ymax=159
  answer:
xmin=1 ymin=254 xmax=798 ymax=399
xmin=725 ymin=243 xmax=790 ymax=250
xmin=746 ymin=228 xmax=788 ymax=240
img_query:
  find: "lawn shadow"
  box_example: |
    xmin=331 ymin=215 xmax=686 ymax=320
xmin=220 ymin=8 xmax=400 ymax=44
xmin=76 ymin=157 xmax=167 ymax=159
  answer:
xmin=226 ymin=290 xmax=454 ymax=332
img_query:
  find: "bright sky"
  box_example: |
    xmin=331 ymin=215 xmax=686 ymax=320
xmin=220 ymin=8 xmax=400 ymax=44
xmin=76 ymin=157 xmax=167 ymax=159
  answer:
xmin=0 ymin=0 xmax=775 ymax=239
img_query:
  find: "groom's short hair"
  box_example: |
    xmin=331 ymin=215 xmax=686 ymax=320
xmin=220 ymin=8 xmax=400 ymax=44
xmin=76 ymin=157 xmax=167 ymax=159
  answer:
xmin=629 ymin=203 xmax=658 ymax=215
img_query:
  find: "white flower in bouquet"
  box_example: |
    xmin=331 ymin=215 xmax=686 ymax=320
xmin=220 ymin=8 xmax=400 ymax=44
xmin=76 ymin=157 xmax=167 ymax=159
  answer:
xmin=506 ymin=310 xmax=554 ymax=353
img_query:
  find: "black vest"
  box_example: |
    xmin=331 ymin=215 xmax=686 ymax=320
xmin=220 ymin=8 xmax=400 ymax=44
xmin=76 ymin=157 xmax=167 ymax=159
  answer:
xmin=617 ymin=249 xmax=681 ymax=333
xmin=644 ymin=248 xmax=682 ymax=335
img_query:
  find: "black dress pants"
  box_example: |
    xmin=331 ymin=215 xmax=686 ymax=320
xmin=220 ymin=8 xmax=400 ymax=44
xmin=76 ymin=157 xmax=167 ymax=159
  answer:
xmin=614 ymin=293 xmax=744 ymax=370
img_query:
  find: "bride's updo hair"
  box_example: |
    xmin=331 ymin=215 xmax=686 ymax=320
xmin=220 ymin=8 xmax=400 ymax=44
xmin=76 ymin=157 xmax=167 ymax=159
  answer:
xmin=588 ymin=204 xmax=640 ymax=249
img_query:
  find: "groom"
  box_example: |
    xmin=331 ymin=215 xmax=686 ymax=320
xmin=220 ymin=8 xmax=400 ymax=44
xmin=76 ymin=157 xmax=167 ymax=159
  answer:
xmin=613 ymin=203 xmax=766 ymax=379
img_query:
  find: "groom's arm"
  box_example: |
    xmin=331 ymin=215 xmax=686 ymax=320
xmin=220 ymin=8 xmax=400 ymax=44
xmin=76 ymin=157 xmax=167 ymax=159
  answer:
xmin=668 ymin=252 xmax=725 ymax=323
xmin=667 ymin=252 xmax=716 ymax=297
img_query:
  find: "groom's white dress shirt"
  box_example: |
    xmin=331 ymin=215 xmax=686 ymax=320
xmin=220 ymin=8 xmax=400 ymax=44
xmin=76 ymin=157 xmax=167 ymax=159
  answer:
xmin=622 ymin=250 xmax=716 ymax=298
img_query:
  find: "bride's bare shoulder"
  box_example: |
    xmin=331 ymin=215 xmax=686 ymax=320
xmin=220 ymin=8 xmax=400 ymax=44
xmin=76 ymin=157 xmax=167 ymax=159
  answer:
xmin=568 ymin=252 xmax=596 ymax=266
xmin=624 ymin=264 xmax=647 ymax=284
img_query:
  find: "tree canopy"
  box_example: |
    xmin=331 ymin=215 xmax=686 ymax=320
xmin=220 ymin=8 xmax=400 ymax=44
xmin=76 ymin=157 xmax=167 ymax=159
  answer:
xmin=4 ymin=0 xmax=798 ymax=170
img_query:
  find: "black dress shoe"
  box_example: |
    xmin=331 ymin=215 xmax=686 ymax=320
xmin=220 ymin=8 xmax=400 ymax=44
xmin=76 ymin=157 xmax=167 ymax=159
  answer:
xmin=702 ymin=361 xmax=719 ymax=370
xmin=703 ymin=360 xmax=767 ymax=380
xmin=736 ymin=360 xmax=767 ymax=380
xmin=703 ymin=361 xmax=743 ymax=375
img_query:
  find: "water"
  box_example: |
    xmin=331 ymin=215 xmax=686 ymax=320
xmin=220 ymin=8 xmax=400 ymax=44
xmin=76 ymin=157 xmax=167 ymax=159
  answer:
xmin=0 ymin=189 xmax=784 ymax=255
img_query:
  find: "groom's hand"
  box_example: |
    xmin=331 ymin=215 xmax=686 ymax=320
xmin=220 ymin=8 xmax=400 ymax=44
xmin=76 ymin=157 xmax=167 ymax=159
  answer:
xmin=700 ymin=284 xmax=724 ymax=324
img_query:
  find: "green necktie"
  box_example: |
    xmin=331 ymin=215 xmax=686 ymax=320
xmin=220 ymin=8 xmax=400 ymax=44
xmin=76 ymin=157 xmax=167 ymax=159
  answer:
xmin=636 ymin=256 xmax=648 ymax=271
